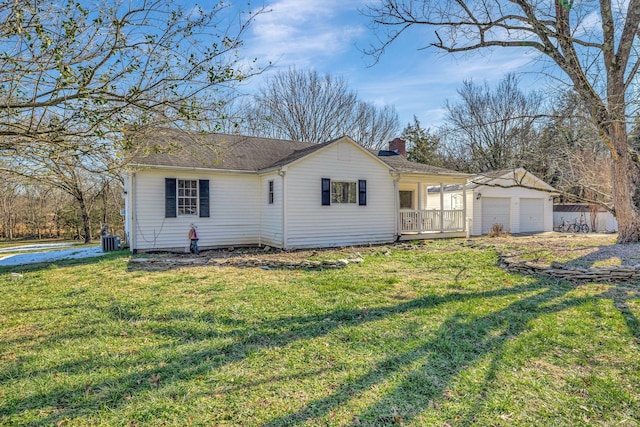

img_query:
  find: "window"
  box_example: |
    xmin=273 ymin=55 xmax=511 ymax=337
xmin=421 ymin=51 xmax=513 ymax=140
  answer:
xmin=331 ymin=181 xmax=357 ymax=204
xmin=165 ymin=178 xmax=209 ymax=218
xmin=268 ymin=180 xmax=274 ymax=204
xmin=399 ymin=190 xmax=413 ymax=209
xmin=178 ymin=179 xmax=198 ymax=215
xmin=451 ymin=194 xmax=463 ymax=210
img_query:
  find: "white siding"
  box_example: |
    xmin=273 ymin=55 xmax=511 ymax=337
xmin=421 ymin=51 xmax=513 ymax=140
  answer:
xmin=124 ymin=173 xmax=132 ymax=246
xmin=284 ymin=140 xmax=396 ymax=249
xmin=260 ymin=172 xmax=284 ymax=247
xmin=131 ymin=169 xmax=260 ymax=251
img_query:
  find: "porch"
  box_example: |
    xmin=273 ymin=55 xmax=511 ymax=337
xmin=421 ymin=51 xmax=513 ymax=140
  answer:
xmin=397 ymin=178 xmax=468 ymax=240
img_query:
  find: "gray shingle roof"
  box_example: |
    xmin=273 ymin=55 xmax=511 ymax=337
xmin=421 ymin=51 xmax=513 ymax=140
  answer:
xmin=373 ymin=154 xmax=469 ymax=176
xmin=128 ymin=128 xmax=467 ymax=177
xmin=128 ymin=128 xmax=321 ymax=171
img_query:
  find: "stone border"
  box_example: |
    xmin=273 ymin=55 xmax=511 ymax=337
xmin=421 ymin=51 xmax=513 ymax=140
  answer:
xmin=500 ymin=256 xmax=640 ymax=282
xmin=209 ymin=257 xmax=364 ymax=270
xmin=130 ymin=256 xmax=365 ymax=270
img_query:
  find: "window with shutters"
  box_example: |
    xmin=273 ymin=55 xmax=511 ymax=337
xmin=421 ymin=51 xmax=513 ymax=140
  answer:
xmin=178 ymin=179 xmax=198 ymax=215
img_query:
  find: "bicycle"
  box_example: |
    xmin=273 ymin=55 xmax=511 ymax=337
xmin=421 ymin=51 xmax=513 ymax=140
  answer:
xmin=554 ymin=217 xmax=577 ymax=233
xmin=573 ymin=214 xmax=590 ymax=233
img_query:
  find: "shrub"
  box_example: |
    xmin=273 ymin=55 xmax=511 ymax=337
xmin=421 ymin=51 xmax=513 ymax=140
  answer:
xmin=487 ymin=223 xmax=508 ymax=237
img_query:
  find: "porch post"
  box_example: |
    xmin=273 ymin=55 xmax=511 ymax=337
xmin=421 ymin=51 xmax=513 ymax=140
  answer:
xmin=417 ymin=182 xmax=423 ymax=232
xmin=439 ymin=182 xmax=444 ymax=233
xmin=462 ymin=183 xmax=467 ymax=232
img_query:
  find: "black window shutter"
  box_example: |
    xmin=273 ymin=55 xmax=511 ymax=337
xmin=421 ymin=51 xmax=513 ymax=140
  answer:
xmin=199 ymin=179 xmax=210 ymax=218
xmin=165 ymin=178 xmax=177 ymax=218
xmin=321 ymin=178 xmax=331 ymax=206
xmin=359 ymin=180 xmax=367 ymax=206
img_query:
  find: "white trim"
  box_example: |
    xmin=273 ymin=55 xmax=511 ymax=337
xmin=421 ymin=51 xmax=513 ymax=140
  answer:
xmin=129 ymin=164 xmax=255 ymax=175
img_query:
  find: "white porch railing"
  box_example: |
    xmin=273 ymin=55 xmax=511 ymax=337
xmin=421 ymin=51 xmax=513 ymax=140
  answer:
xmin=400 ymin=209 xmax=465 ymax=233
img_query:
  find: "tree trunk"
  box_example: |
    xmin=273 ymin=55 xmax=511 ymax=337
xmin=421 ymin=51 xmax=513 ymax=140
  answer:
xmin=610 ymin=122 xmax=640 ymax=243
xmin=78 ymin=195 xmax=92 ymax=244
xmin=102 ymin=181 xmax=109 ymax=227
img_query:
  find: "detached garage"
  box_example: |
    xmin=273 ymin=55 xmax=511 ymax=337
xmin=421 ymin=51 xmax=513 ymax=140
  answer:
xmin=467 ymin=168 xmax=557 ymax=236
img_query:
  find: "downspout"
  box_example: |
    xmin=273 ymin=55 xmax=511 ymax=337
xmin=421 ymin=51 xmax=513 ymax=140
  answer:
xmin=390 ymin=171 xmax=402 ymax=240
xmin=258 ymin=178 xmax=262 ymax=247
xmin=130 ymin=172 xmax=137 ymax=253
xmin=278 ymin=167 xmax=287 ymax=249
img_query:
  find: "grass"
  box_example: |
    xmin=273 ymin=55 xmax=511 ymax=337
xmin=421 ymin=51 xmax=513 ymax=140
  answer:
xmin=1 ymin=241 xmax=639 ymax=426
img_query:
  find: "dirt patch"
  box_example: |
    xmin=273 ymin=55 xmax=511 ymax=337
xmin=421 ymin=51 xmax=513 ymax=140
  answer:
xmin=128 ymin=233 xmax=639 ymax=273
xmin=128 ymin=245 xmax=386 ymax=271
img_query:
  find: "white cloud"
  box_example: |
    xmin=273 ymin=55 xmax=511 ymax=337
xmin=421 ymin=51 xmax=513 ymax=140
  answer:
xmin=246 ymin=0 xmax=367 ymax=68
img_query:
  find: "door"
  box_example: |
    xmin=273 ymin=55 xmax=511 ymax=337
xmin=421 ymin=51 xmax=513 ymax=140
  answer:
xmin=481 ymin=197 xmax=511 ymax=234
xmin=519 ymin=198 xmax=545 ymax=233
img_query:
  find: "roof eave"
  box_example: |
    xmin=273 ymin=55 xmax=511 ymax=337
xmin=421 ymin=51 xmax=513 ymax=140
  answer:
xmin=128 ymin=163 xmax=257 ymax=175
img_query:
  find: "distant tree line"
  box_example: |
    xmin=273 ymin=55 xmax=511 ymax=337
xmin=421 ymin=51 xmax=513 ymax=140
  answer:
xmin=0 ymin=171 xmax=123 ymax=241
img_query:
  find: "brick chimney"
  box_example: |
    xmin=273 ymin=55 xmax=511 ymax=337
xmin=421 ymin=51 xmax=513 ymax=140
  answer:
xmin=389 ymin=138 xmax=406 ymax=157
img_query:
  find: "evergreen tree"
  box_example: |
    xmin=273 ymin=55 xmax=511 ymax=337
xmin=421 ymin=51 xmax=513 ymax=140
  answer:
xmin=403 ymin=116 xmax=442 ymax=166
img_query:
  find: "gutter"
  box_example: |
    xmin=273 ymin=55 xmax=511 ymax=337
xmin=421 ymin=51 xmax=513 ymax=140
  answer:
xmin=129 ymin=163 xmax=256 ymax=175
xmin=130 ymin=172 xmax=137 ymax=252
xmin=278 ymin=167 xmax=288 ymax=249
xmin=390 ymin=171 xmax=402 ymax=239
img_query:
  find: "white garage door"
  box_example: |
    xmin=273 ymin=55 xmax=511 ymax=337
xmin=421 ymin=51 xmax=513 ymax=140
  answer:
xmin=482 ymin=197 xmax=511 ymax=234
xmin=519 ymin=198 xmax=545 ymax=233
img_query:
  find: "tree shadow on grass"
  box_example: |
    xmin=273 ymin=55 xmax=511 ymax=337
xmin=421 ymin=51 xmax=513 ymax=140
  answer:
xmin=0 ymin=281 xmax=543 ymax=425
xmin=2 ymin=272 xmax=639 ymax=426
xmin=260 ymin=277 xmax=640 ymax=426
xmin=259 ymin=285 xmax=590 ymax=426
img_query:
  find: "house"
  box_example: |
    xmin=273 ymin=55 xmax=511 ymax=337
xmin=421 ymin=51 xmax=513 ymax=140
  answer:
xmin=123 ymin=130 xmax=471 ymax=252
xmin=425 ymin=168 xmax=557 ymax=235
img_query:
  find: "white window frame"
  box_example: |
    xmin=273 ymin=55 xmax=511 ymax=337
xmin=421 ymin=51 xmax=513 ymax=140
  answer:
xmin=451 ymin=193 xmax=463 ymax=210
xmin=268 ymin=180 xmax=274 ymax=204
xmin=178 ymin=179 xmax=198 ymax=215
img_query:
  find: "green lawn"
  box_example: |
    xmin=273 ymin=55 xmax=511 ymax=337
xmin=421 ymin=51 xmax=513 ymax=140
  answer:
xmin=1 ymin=241 xmax=639 ymax=426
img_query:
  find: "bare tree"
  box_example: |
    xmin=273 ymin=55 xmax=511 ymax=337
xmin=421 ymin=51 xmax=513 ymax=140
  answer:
xmin=538 ymin=90 xmax=612 ymax=204
xmin=0 ymin=0 xmax=265 ymax=154
xmin=439 ymin=74 xmax=544 ymax=172
xmin=0 ymin=171 xmax=19 ymax=240
xmin=5 ymin=140 xmax=111 ymax=243
xmin=364 ymin=0 xmax=640 ymax=242
xmin=245 ymin=68 xmax=399 ymax=147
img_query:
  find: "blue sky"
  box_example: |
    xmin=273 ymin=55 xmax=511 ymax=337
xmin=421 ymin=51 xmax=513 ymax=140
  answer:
xmin=236 ymin=0 xmax=548 ymax=131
